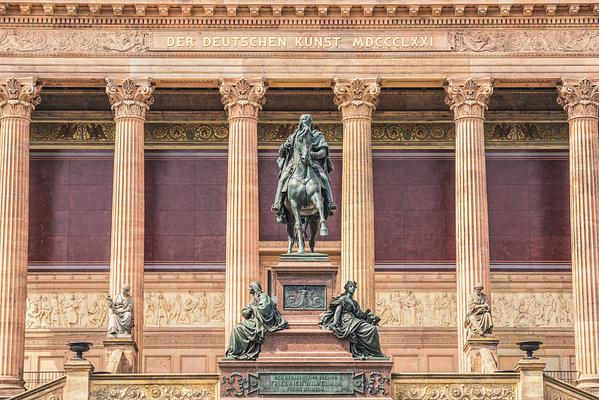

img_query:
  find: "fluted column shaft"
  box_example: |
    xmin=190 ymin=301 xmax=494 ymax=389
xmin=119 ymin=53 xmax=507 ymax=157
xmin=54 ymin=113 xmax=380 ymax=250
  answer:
xmin=220 ymin=78 xmax=267 ymax=346
xmin=0 ymin=77 xmax=41 ymax=396
xmin=333 ymin=78 xmax=381 ymax=310
xmin=558 ymin=78 xmax=599 ymax=394
xmin=106 ymin=78 xmax=154 ymax=359
xmin=445 ymin=78 xmax=493 ymax=372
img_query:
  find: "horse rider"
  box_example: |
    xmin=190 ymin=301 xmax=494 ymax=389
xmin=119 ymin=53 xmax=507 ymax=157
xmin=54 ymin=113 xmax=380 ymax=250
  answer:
xmin=271 ymin=114 xmax=337 ymax=221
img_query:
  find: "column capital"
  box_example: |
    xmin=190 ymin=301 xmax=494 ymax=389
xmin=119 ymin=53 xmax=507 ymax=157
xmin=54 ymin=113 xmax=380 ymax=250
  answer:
xmin=106 ymin=77 xmax=155 ymax=120
xmin=444 ymin=78 xmax=493 ymax=120
xmin=557 ymin=78 xmax=599 ymax=120
xmin=219 ymin=77 xmax=268 ymax=120
xmin=332 ymin=77 xmax=381 ymax=120
xmin=0 ymin=77 xmax=42 ymax=119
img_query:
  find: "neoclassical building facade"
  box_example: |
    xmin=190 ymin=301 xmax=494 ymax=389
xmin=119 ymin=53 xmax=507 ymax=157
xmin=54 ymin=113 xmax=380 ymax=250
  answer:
xmin=0 ymin=0 xmax=599 ymax=397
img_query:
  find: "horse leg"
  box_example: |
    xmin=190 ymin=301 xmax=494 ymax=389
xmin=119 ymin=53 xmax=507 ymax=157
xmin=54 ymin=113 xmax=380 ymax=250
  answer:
xmin=286 ymin=216 xmax=295 ymax=254
xmin=288 ymin=199 xmax=305 ymax=253
xmin=313 ymin=193 xmax=328 ymax=236
xmin=309 ymin=216 xmax=318 ymax=253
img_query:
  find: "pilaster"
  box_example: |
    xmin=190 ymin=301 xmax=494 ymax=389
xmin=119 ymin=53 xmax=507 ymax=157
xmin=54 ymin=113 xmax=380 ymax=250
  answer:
xmin=105 ymin=77 xmax=155 ymax=367
xmin=220 ymin=77 xmax=267 ymax=346
xmin=557 ymin=77 xmax=599 ymax=394
xmin=333 ymin=77 xmax=381 ymax=311
xmin=444 ymin=77 xmax=493 ymax=372
xmin=0 ymin=77 xmax=41 ymax=397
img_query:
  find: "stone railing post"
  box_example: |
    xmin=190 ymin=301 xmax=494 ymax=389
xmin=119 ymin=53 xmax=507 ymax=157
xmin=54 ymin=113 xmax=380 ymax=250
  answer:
xmin=63 ymin=358 xmax=94 ymax=400
xmin=515 ymin=357 xmax=546 ymax=400
xmin=219 ymin=78 xmax=267 ymax=346
xmin=445 ymin=78 xmax=493 ymax=372
xmin=557 ymin=78 xmax=599 ymax=394
xmin=332 ymin=77 xmax=381 ymax=311
xmin=0 ymin=77 xmax=42 ymax=397
xmin=105 ymin=77 xmax=155 ymax=371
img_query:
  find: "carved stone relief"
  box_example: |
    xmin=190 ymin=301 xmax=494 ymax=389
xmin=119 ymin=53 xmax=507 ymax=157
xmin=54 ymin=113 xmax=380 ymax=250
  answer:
xmin=144 ymin=291 xmax=225 ymax=328
xmin=0 ymin=29 xmax=148 ymax=53
xmin=376 ymin=291 xmax=457 ymax=327
xmin=394 ymin=383 xmax=516 ymax=400
xmin=376 ymin=291 xmax=573 ymax=328
xmin=26 ymin=292 xmax=108 ymax=329
xmin=29 ymin=122 xmax=568 ymax=145
xmin=450 ymin=30 xmax=599 ymax=53
xmin=25 ymin=291 xmax=225 ymax=329
xmin=492 ymin=292 xmax=573 ymax=328
xmin=92 ymin=384 xmax=216 ymax=400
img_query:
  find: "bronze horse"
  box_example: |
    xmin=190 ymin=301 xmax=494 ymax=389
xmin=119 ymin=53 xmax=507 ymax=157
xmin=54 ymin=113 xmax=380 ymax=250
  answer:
xmin=283 ymin=126 xmax=329 ymax=254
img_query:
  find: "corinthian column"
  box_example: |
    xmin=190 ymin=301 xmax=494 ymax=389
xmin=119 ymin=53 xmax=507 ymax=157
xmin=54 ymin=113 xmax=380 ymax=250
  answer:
xmin=557 ymin=78 xmax=599 ymax=394
xmin=105 ymin=78 xmax=154 ymax=360
xmin=445 ymin=78 xmax=493 ymax=372
xmin=332 ymin=78 xmax=381 ymax=311
xmin=0 ymin=77 xmax=41 ymax=396
xmin=219 ymin=78 xmax=267 ymax=346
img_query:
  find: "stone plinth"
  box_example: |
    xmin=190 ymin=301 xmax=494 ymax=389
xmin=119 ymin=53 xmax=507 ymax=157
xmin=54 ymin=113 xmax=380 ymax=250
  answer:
xmin=218 ymin=358 xmax=392 ymax=399
xmin=260 ymin=328 xmax=350 ymax=361
xmin=271 ymin=253 xmax=338 ymax=327
xmin=515 ymin=358 xmax=546 ymax=400
xmin=464 ymin=337 xmax=499 ymax=373
xmin=103 ymin=337 xmax=138 ymax=373
xmin=64 ymin=358 xmax=94 ymax=400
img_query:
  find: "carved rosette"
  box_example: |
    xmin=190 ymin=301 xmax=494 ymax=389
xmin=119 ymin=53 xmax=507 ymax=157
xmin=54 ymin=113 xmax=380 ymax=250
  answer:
xmin=106 ymin=78 xmax=155 ymax=120
xmin=557 ymin=78 xmax=599 ymax=120
xmin=444 ymin=78 xmax=493 ymax=120
xmin=0 ymin=77 xmax=42 ymax=119
xmin=332 ymin=78 xmax=381 ymax=120
xmin=219 ymin=78 xmax=268 ymax=120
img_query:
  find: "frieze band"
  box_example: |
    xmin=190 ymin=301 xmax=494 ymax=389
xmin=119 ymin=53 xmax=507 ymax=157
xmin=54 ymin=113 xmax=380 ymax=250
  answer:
xmin=29 ymin=122 xmax=569 ymax=145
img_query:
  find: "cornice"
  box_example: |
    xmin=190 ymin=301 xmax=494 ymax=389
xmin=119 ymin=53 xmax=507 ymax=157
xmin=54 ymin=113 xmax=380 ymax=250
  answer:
xmin=0 ymin=0 xmax=599 ymax=20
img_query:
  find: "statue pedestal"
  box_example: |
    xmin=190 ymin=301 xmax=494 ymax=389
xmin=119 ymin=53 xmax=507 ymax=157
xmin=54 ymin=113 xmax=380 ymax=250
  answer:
xmin=271 ymin=253 xmax=338 ymax=327
xmin=218 ymin=254 xmax=392 ymax=399
xmin=103 ymin=337 xmax=138 ymax=373
xmin=464 ymin=337 xmax=499 ymax=373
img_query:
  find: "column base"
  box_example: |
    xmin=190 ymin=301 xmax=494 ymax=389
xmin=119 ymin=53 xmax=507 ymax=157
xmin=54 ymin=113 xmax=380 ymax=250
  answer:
xmin=576 ymin=375 xmax=599 ymax=395
xmin=103 ymin=337 xmax=138 ymax=373
xmin=463 ymin=337 xmax=499 ymax=373
xmin=0 ymin=378 xmax=25 ymax=399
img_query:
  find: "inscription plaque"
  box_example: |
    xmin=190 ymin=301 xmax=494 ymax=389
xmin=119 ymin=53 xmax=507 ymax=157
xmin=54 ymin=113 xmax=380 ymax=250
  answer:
xmin=259 ymin=372 xmax=354 ymax=395
xmin=283 ymin=285 xmax=326 ymax=310
xmin=150 ymin=31 xmax=450 ymax=52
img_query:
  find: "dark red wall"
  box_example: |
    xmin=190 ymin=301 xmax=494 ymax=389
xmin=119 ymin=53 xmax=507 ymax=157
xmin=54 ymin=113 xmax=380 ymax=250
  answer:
xmin=258 ymin=152 xmax=342 ymax=242
xmin=373 ymin=151 xmax=570 ymax=264
xmin=144 ymin=152 xmax=227 ymax=264
xmin=29 ymin=152 xmax=113 ymax=264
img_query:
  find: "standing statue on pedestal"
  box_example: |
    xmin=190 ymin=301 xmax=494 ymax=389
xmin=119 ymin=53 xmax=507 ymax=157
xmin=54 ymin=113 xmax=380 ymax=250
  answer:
xmin=465 ymin=283 xmax=494 ymax=337
xmin=271 ymin=114 xmax=336 ymax=254
xmin=320 ymin=281 xmax=387 ymax=359
xmin=225 ymin=282 xmax=288 ymax=360
xmin=107 ymin=284 xmax=134 ymax=336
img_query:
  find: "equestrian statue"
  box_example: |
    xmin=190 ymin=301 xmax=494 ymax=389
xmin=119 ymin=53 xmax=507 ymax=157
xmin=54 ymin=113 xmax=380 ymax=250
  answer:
xmin=271 ymin=114 xmax=337 ymax=254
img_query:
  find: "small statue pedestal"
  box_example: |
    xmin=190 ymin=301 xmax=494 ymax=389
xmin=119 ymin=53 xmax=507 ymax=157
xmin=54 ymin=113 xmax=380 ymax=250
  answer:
xmin=271 ymin=253 xmax=338 ymax=327
xmin=103 ymin=337 xmax=138 ymax=373
xmin=464 ymin=337 xmax=499 ymax=373
xmin=218 ymin=254 xmax=392 ymax=399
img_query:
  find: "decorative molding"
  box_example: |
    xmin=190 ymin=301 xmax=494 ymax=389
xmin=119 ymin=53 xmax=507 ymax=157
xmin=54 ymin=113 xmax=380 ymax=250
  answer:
xmin=92 ymin=384 xmax=216 ymax=400
xmin=450 ymin=30 xmax=599 ymax=53
xmin=144 ymin=291 xmax=225 ymax=328
xmin=445 ymin=78 xmax=493 ymax=120
xmin=557 ymin=78 xmax=599 ymax=120
xmin=0 ymin=77 xmax=42 ymax=119
xmin=0 ymin=29 xmax=148 ymax=53
xmin=28 ymin=121 xmax=568 ymax=145
xmin=394 ymin=383 xmax=516 ymax=400
xmin=283 ymin=285 xmax=326 ymax=310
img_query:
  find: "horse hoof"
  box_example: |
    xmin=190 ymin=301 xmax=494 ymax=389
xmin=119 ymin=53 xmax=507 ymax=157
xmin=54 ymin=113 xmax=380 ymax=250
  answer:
xmin=320 ymin=227 xmax=329 ymax=236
